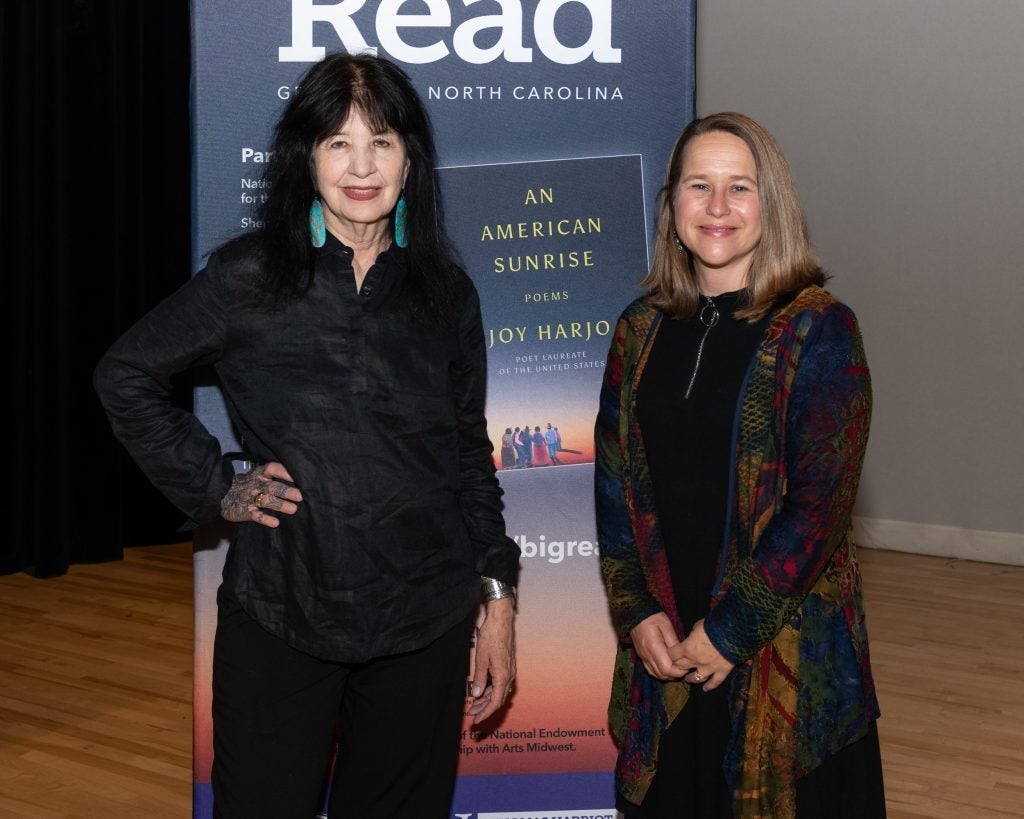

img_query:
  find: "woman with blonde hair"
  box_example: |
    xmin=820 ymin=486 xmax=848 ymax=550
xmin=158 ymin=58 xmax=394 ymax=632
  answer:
xmin=596 ymin=112 xmax=884 ymax=817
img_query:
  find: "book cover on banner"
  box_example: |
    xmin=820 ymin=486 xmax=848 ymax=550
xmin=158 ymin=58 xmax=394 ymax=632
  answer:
xmin=438 ymin=154 xmax=649 ymax=471
xmin=439 ymin=155 xmax=648 ymax=814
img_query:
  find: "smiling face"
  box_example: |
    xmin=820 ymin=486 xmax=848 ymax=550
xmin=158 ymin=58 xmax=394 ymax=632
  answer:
xmin=311 ymin=108 xmax=410 ymax=243
xmin=674 ymin=131 xmax=762 ymax=294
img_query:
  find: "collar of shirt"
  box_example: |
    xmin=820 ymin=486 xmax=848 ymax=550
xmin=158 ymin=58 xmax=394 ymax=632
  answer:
xmin=318 ymin=231 xmax=402 ymax=303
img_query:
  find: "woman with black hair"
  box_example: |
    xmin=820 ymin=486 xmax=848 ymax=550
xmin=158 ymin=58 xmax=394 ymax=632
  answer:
xmin=94 ymin=52 xmax=519 ymax=818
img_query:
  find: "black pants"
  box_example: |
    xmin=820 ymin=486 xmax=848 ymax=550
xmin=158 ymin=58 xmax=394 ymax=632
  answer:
xmin=212 ymin=592 xmax=475 ymax=819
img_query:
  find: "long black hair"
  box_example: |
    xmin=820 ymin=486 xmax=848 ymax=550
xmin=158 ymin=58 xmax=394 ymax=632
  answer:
xmin=243 ymin=52 xmax=463 ymax=322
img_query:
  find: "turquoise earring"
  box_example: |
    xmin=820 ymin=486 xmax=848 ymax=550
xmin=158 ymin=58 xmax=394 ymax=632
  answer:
xmin=394 ymin=196 xmax=408 ymax=248
xmin=309 ymin=197 xmax=326 ymax=248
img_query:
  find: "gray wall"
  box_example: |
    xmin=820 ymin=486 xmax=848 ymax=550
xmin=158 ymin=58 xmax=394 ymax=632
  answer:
xmin=696 ymin=0 xmax=1024 ymax=563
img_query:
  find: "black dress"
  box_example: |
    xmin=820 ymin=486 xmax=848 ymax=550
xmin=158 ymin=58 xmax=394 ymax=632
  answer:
xmin=621 ymin=292 xmax=885 ymax=818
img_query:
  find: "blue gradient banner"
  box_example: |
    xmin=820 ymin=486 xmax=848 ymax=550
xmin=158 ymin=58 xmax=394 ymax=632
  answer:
xmin=191 ymin=3 xmax=695 ymax=815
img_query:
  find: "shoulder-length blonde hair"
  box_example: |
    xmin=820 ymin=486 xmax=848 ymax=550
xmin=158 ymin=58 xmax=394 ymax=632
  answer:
xmin=643 ymin=112 xmax=826 ymax=321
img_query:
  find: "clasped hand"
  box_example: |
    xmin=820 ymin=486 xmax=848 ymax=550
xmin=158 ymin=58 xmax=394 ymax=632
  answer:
xmin=629 ymin=614 xmax=734 ymax=691
xmin=220 ymin=462 xmax=304 ymax=528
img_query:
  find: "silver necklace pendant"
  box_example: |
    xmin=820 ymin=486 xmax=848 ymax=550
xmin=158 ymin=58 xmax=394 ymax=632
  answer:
xmin=684 ymin=296 xmax=719 ymax=399
xmin=699 ymin=298 xmax=720 ymax=328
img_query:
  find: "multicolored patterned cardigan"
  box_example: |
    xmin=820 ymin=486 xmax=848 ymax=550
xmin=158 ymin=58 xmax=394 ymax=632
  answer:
xmin=595 ymin=286 xmax=880 ymax=818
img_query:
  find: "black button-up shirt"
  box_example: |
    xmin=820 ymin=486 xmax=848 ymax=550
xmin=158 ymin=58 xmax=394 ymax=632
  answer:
xmin=94 ymin=234 xmax=520 ymax=661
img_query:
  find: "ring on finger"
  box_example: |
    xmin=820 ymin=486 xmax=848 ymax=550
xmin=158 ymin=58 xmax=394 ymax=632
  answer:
xmin=692 ymin=672 xmax=704 ymax=683
xmin=254 ymin=491 xmax=265 ymax=508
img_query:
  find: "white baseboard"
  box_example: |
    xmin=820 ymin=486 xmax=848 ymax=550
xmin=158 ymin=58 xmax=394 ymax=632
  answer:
xmin=853 ymin=516 xmax=1023 ymax=566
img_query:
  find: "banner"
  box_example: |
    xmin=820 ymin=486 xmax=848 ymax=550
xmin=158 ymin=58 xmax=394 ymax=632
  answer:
xmin=191 ymin=3 xmax=695 ymax=816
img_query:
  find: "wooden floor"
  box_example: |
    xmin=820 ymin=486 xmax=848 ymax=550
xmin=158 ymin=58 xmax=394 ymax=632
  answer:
xmin=0 ymin=544 xmax=1022 ymax=818
xmin=865 ymin=550 xmax=1024 ymax=817
xmin=0 ymin=544 xmax=193 ymax=818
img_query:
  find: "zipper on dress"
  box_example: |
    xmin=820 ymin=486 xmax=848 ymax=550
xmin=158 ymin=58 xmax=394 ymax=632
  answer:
xmin=683 ymin=295 xmax=720 ymax=400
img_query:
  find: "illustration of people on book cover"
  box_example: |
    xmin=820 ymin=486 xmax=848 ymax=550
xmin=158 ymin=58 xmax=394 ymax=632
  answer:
xmin=499 ymin=422 xmax=582 ymax=470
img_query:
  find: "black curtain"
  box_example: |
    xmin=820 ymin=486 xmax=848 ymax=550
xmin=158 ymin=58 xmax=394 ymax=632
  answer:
xmin=2 ymin=1 xmax=192 ymax=576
